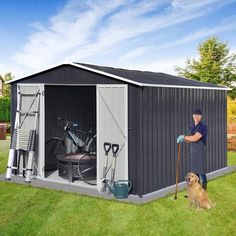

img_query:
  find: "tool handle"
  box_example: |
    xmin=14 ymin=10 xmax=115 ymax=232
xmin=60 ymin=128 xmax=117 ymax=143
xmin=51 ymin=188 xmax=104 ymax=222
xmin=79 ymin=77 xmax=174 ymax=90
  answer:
xmin=104 ymin=142 xmax=112 ymax=155
xmin=174 ymin=143 xmax=181 ymax=200
xmin=102 ymin=166 xmax=107 ymax=179
xmin=111 ymin=168 xmax=115 ymax=183
xmin=112 ymin=144 xmax=119 ymax=156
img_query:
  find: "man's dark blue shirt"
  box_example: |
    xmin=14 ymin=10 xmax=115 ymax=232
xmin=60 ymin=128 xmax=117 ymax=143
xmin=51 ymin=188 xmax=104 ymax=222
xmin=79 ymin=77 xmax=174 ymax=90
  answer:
xmin=189 ymin=122 xmax=207 ymax=145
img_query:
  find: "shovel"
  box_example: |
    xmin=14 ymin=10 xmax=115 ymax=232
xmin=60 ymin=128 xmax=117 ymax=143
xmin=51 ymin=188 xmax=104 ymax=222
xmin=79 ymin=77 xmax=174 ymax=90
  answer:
xmin=100 ymin=142 xmax=111 ymax=192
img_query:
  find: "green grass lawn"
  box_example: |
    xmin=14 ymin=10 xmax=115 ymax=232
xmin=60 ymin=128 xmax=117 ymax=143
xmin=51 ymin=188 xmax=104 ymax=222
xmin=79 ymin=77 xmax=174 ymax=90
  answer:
xmin=0 ymin=135 xmax=10 ymax=174
xmin=228 ymin=151 xmax=236 ymax=166
xmin=0 ymin=138 xmax=236 ymax=236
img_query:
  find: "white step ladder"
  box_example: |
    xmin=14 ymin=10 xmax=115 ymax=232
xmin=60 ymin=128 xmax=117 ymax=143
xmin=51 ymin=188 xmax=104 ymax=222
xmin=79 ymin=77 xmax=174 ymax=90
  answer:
xmin=5 ymin=86 xmax=40 ymax=182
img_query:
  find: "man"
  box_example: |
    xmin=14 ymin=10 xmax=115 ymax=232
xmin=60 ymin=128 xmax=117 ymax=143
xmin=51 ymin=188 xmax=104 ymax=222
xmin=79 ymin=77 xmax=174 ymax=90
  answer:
xmin=177 ymin=109 xmax=208 ymax=190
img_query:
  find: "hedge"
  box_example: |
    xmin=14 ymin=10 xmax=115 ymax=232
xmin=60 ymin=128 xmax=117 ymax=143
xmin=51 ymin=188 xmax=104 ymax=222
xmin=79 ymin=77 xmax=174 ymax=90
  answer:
xmin=0 ymin=97 xmax=10 ymax=122
xmin=228 ymin=137 xmax=236 ymax=152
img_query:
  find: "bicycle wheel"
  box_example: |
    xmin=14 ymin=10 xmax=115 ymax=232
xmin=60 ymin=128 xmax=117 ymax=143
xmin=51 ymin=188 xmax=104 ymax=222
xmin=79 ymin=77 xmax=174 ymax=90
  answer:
xmin=77 ymin=153 xmax=97 ymax=185
xmin=86 ymin=135 xmax=97 ymax=154
xmin=45 ymin=138 xmax=66 ymax=170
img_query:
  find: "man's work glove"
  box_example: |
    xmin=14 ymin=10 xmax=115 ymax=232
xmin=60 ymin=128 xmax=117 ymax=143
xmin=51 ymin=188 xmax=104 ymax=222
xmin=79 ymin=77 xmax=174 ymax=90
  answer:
xmin=177 ymin=135 xmax=185 ymax=143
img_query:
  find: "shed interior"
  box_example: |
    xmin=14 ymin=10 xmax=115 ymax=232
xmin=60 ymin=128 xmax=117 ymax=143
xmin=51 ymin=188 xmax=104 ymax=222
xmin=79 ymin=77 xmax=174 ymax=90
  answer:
xmin=44 ymin=85 xmax=97 ymax=185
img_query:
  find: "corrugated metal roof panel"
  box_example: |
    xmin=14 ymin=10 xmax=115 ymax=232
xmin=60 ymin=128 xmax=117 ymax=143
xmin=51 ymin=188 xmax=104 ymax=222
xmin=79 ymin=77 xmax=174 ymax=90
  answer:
xmin=76 ymin=63 xmax=227 ymax=88
xmin=7 ymin=62 xmax=229 ymax=90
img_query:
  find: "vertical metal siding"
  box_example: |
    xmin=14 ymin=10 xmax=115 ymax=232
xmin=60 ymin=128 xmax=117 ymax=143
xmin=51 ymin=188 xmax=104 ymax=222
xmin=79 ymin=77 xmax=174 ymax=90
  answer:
xmin=16 ymin=65 xmax=122 ymax=85
xmin=139 ymin=87 xmax=227 ymax=195
xmin=127 ymin=85 xmax=141 ymax=195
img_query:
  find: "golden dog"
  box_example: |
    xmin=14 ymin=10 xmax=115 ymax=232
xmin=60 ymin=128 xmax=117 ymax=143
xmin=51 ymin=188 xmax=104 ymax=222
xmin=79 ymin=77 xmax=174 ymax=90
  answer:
xmin=186 ymin=173 xmax=212 ymax=209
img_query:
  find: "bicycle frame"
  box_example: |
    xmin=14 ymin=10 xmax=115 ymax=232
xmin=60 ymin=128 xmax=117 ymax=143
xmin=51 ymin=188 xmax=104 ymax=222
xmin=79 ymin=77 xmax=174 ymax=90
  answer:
xmin=51 ymin=117 xmax=95 ymax=153
xmin=64 ymin=123 xmax=94 ymax=152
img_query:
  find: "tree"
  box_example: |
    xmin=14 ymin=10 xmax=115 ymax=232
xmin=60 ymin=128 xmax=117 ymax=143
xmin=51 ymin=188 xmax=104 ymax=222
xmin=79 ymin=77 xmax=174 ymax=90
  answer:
xmin=0 ymin=72 xmax=14 ymax=97
xmin=175 ymin=37 xmax=236 ymax=99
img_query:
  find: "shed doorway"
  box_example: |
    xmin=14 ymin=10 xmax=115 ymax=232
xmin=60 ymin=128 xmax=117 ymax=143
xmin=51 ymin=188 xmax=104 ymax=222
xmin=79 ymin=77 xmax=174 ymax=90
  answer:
xmin=44 ymin=85 xmax=97 ymax=187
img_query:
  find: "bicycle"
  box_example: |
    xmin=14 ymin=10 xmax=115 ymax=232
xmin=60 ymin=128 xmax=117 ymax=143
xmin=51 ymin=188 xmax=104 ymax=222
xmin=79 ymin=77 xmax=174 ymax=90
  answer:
xmin=45 ymin=117 xmax=97 ymax=185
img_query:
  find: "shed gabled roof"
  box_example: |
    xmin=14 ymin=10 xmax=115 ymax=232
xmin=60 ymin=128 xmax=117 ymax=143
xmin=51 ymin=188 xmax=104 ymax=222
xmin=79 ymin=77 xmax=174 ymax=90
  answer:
xmin=75 ymin=63 xmax=228 ymax=89
xmin=7 ymin=62 xmax=229 ymax=90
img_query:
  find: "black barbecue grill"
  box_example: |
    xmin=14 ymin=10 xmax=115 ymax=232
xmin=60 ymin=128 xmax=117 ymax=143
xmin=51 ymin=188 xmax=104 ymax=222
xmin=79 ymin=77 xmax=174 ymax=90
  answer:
xmin=57 ymin=153 xmax=96 ymax=183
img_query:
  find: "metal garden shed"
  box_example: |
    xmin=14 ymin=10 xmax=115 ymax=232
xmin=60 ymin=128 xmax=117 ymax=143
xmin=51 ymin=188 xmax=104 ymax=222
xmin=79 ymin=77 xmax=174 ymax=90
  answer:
xmin=7 ymin=62 xmax=229 ymax=198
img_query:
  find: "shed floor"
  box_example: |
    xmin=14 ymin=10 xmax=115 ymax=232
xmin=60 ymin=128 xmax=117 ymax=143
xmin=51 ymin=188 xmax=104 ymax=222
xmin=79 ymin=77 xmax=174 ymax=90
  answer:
xmin=45 ymin=170 xmax=97 ymax=189
xmin=1 ymin=166 xmax=235 ymax=204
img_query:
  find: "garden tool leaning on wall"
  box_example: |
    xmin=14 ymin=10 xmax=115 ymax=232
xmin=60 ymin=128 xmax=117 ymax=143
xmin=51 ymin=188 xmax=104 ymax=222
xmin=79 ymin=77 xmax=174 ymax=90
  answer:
xmin=100 ymin=143 xmax=119 ymax=192
xmin=5 ymin=86 xmax=40 ymax=182
xmin=100 ymin=142 xmax=112 ymax=192
xmin=100 ymin=143 xmax=132 ymax=199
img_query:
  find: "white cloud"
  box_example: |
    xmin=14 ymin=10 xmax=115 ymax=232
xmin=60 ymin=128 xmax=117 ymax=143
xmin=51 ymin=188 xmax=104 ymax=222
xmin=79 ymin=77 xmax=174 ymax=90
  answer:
xmin=117 ymin=47 xmax=150 ymax=61
xmin=157 ymin=20 xmax=236 ymax=50
xmin=13 ymin=1 xmax=130 ymax=70
xmin=0 ymin=63 xmax=25 ymax=80
xmin=2 ymin=0 xmax=235 ymax=79
xmin=62 ymin=0 xmax=226 ymax=61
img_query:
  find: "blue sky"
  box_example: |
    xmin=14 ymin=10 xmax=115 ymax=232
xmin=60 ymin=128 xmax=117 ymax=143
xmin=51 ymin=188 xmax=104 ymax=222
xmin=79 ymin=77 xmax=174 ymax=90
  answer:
xmin=0 ymin=0 xmax=236 ymax=79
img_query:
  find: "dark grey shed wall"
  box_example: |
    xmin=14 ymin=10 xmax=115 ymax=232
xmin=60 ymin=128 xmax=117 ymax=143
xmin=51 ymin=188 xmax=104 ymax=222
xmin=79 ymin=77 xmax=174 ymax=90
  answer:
xmin=137 ymin=87 xmax=227 ymax=195
xmin=14 ymin=65 xmax=123 ymax=85
xmin=128 ymin=85 xmax=142 ymax=195
xmin=45 ymin=86 xmax=96 ymax=142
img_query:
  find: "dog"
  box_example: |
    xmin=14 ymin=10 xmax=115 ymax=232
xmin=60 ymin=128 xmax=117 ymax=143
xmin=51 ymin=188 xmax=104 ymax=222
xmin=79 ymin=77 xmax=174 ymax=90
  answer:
xmin=185 ymin=172 xmax=212 ymax=209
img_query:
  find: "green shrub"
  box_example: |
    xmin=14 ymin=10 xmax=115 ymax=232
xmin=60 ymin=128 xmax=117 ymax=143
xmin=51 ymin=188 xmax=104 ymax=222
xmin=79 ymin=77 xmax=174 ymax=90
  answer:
xmin=0 ymin=97 xmax=10 ymax=122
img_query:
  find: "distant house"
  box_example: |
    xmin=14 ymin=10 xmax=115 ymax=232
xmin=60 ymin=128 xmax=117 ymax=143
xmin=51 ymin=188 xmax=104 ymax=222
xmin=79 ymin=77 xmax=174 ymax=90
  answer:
xmin=0 ymin=77 xmax=4 ymax=97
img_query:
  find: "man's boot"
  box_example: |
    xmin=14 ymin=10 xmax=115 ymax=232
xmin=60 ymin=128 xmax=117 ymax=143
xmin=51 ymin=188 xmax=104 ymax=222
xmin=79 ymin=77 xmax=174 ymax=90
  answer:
xmin=202 ymin=182 xmax=207 ymax=191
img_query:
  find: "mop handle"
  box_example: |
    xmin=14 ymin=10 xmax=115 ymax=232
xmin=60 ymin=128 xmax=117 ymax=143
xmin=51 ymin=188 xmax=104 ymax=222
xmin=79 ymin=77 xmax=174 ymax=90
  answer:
xmin=174 ymin=143 xmax=181 ymax=200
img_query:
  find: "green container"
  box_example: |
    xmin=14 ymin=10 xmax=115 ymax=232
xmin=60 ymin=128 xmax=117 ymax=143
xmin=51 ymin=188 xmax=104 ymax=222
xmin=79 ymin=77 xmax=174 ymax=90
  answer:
xmin=108 ymin=180 xmax=132 ymax=199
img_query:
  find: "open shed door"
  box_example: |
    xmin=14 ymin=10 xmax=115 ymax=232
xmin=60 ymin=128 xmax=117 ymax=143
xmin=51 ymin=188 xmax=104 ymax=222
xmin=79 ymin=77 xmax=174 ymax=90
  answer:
xmin=97 ymin=85 xmax=128 ymax=190
xmin=18 ymin=84 xmax=45 ymax=179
